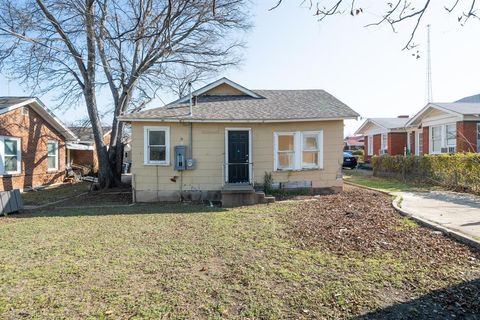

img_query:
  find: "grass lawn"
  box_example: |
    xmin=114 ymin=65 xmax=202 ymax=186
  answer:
xmin=0 ymin=186 xmax=479 ymax=319
xmin=22 ymin=182 xmax=91 ymax=206
xmin=343 ymin=170 xmax=438 ymax=193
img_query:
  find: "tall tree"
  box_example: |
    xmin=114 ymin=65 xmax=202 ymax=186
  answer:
xmin=270 ymin=1 xmax=479 ymax=49
xmin=0 ymin=0 xmax=249 ymax=187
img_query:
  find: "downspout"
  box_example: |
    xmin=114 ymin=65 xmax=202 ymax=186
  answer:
xmin=188 ymin=82 xmax=193 ymax=158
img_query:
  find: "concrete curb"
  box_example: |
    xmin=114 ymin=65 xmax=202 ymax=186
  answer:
xmin=345 ymin=180 xmax=480 ymax=251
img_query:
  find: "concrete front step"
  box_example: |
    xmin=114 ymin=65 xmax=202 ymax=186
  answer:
xmin=221 ymin=186 xmax=275 ymax=207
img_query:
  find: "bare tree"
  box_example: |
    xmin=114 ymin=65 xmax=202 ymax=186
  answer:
xmin=270 ymin=1 xmax=479 ymax=50
xmin=0 ymin=0 xmax=250 ymax=187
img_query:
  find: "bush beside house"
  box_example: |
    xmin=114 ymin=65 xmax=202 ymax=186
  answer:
xmin=372 ymin=154 xmax=480 ymax=194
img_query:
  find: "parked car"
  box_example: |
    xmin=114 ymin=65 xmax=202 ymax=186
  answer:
xmin=343 ymin=152 xmax=357 ymax=169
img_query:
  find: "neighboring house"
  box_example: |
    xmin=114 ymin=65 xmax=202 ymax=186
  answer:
xmin=344 ymin=135 xmax=364 ymax=151
xmin=355 ymin=116 xmax=410 ymax=162
xmin=67 ymin=126 xmax=112 ymax=173
xmin=0 ymin=97 xmax=76 ymax=191
xmin=405 ymin=102 xmax=480 ymax=154
xmin=119 ymin=77 xmax=359 ymax=204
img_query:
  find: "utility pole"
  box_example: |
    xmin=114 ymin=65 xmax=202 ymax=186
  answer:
xmin=426 ymin=24 xmax=433 ymax=103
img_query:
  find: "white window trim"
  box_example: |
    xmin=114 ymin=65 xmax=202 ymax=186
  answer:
xmin=445 ymin=124 xmax=457 ymax=147
xmin=416 ymin=131 xmax=423 ymax=155
xmin=0 ymin=136 xmax=21 ymax=175
xmin=273 ymin=130 xmax=323 ymax=171
xmin=143 ymin=126 xmax=170 ymax=165
xmin=381 ymin=133 xmax=388 ymax=151
xmin=429 ymin=123 xmax=456 ymax=154
xmin=47 ymin=140 xmax=59 ymax=171
xmin=367 ymin=135 xmax=373 ymax=156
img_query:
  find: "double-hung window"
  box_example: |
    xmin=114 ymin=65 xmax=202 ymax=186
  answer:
xmin=381 ymin=133 xmax=388 ymax=152
xmin=446 ymin=124 xmax=456 ymax=147
xmin=367 ymin=135 xmax=373 ymax=156
xmin=47 ymin=140 xmax=58 ymax=171
xmin=276 ymin=133 xmax=295 ymax=170
xmin=431 ymin=126 xmax=442 ymax=153
xmin=417 ymin=132 xmax=423 ymax=155
xmin=0 ymin=137 xmax=21 ymax=174
xmin=274 ymin=131 xmax=323 ymax=170
xmin=144 ymin=126 xmax=170 ymax=165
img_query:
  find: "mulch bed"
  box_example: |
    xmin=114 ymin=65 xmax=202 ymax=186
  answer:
xmin=284 ymin=185 xmax=479 ymax=263
xmin=281 ymin=185 xmax=480 ymax=318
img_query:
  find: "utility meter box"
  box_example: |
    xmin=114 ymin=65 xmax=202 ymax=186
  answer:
xmin=174 ymin=145 xmax=187 ymax=171
xmin=185 ymin=158 xmax=196 ymax=170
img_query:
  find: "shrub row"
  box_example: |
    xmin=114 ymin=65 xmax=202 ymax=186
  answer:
xmin=372 ymin=153 xmax=480 ymax=194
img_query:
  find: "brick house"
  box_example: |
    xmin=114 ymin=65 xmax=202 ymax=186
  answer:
xmin=355 ymin=117 xmax=410 ymax=162
xmin=405 ymin=102 xmax=480 ymax=154
xmin=0 ymin=97 xmax=76 ymax=191
xmin=67 ymin=126 xmax=112 ymax=174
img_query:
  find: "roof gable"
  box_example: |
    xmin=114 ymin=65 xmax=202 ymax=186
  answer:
xmin=172 ymin=77 xmax=262 ymax=104
xmin=405 ymin=102 xmax=477 ymax=127
xmin=0 ymin=97 xmax=77 ymax=140
xmin=355 ymin=118 xmax=409 ymax=135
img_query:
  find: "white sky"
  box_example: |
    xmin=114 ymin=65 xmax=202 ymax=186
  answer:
xmin=1 ymin=1 xmax=479 ymax=136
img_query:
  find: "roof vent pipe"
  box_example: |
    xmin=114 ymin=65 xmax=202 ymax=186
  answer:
xmin=188 ymin=82 xmax=193 ymax=117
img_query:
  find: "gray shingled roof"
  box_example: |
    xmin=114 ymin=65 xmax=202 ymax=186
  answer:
xmin=120 ymin=90 xmax=359 ymax=121
xmin=69 ymin=126 xmax=112 ymax=142
xmin=431 ymin=102 xmax=480 ymax=115
xmin=371 ymin=117 xmax=410 ymax=129
xmin=456 ymin=94 xmax=480 ymax=103
xmin=0 ymin=96 xmax=33 ymax=109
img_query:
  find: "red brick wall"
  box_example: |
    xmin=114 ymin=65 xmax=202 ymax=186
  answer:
xmin=388 ymin=132 xmax=407 ymax=155
xmin=364 ymin=135 xmax=370 ymax=162
xmin=373 ymin=134 xmax=381 ymax=156
xmin=70 ymin=149 xmax=97 ymax=173
xmin=0 ymin=105 xmax=66 ymax=191
xmin=457 ymin=121 xmax=478 ymax=153
xmin=422 ymin=126 xmax=429 ymax=155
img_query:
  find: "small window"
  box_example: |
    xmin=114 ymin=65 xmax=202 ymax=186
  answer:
xmin=302 ymin=132 xmax=320 ymax=168
xmin=431 ymin=126 xmax=442 ymax=153
xmin=417 ymin=132 xmax=423 ymax=155
xmin=277 ymin=134 xmax=295 ymax=170
xmin=3 ymin=138 xmax=20 ymax=174
xmin=144 ymin=126 xmax=170 ymax=165
xmin=446 ymin=124 xmax=456 ymax=147
xmin=381 ymin=133 xmax=388 ymax=151
xmin=367 ymin=135 xmax=373 ymax=156
xmin=47 ymin=140 xmax=58 ymax=170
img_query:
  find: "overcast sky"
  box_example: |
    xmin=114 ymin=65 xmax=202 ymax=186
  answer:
xmin=1 ymin=1 xmax=479 ymax=136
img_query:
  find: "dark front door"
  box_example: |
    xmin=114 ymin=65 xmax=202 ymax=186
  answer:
xmin=228 ymin=130 xmax=249 ymax=183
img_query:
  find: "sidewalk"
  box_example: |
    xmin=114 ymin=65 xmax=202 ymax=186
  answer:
xmin=394 ymin=190 xmax=480 ymax=241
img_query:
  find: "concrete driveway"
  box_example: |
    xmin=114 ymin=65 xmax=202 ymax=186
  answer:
xmin=396 ymin=191 xmax=480 ymax=240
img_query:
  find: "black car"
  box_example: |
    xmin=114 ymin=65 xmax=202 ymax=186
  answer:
xmin=343 ymin=152 xmax=357 ymax=169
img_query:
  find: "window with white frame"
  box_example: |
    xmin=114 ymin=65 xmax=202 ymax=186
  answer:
xmin=302 ymin=132 xmax=321 ymax=168
xmin=446 ymin=124 xmax=456 ymax=147
xmin=47 ymin=140 xmax=58 ymax=170
xmin=417 ymin=132 xmax=423 ymax=155
xmin=274 ymin=131 xmax=323 ymax=171
xmin=276 ymin=133 xmax=295 ymax=170
xmin=144 ymin=126 xmax=170 ymax=165
xmin=1 ymin=137 xmax=21 ymax=174
xmin=431 ymin=126 xmax=442 ymax=153
xmin=381 ymin=133 xmax=388 ymax=151
xmin=367 ymin=135 xmax=373 ymax=156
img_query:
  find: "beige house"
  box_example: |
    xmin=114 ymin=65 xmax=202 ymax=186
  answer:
xmin=119 ymin=78 xmax=359 ymax=205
